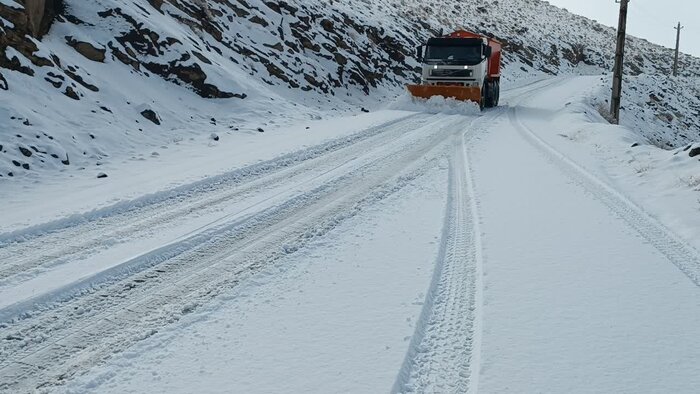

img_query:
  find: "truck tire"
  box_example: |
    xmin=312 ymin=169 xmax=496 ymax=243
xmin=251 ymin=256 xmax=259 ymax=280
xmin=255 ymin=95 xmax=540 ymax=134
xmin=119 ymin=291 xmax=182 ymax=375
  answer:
xmin=479 ymin=84 xmax=486 ymax=111
xmin=493 ymin=80 xmax=501 ymax=107
xmin=484 ymin=80 xmax=496 ymax=108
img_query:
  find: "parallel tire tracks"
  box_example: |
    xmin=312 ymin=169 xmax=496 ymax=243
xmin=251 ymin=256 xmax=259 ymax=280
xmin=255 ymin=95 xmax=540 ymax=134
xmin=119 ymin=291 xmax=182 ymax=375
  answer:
xmin=0 ymin=115 xmax=468 ymax=393
xmin=0 ymin=115 xmax=433 ymax=286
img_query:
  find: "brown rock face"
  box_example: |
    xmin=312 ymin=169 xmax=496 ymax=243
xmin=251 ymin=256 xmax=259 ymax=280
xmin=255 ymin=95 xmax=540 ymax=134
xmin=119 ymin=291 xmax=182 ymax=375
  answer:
xmin=0 ymin=0 xmax=60 ymax=77
xmin=66 ymin=37 xmax=106 ymax=62
xmin=24 ymin=0 xmax=64 ymax=38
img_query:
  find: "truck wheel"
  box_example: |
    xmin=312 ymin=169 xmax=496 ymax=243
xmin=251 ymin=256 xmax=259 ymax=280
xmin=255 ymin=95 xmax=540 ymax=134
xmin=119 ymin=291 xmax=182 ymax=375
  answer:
xmin=484 ymin=81 xmax=495 ymax=108
xmin=479 ymin=85 xmax=486 ymax=111
xmin=493 ymin=81 xmax=501 ymax=107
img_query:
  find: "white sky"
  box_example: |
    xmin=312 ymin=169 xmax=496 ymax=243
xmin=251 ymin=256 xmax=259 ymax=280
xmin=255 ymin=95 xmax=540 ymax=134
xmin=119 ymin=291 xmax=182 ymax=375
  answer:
xmin=545 ymin=0 xmax=699 ymax=57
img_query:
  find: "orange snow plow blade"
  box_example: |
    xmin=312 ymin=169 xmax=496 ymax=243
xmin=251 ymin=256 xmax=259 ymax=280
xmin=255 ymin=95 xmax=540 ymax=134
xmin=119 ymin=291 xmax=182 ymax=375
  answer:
xmin=406 ymin=84 xmax=481 ymax=103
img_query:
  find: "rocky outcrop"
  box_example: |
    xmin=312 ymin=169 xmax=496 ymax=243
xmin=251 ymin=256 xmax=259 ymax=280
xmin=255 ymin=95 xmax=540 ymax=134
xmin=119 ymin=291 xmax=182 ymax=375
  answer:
xmin=24 ymin=0 xmax=64 ymax=38
xmin=140 ymin=109 xmax=161 ymax=125
xmin=689 ymin=146 xmax=700 ymax=158
xmin=66 ymin=37 xmax=106 ymax=63
xmin=0 ymin=0 xmax=59 ymax=78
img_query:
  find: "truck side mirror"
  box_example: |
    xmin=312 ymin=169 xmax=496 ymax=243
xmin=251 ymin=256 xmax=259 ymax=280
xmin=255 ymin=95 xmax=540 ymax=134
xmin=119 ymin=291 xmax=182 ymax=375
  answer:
xmin=483 ymin=45 xmax=492 ymax=58
xmin=416 ymin=45 xmax=423 ymax=61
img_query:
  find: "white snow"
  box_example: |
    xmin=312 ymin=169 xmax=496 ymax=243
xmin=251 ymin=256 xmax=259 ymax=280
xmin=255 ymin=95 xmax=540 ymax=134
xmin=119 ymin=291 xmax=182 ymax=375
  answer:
xmin=471 ymin=81 xmax=700 ymax=392
xmin=61 ymin=161 xmax=449 ymax=393
xmin=0 ymin=110 xmax=410 ymax=233
xmin=1 ymin=0 xmax=700 ymax=391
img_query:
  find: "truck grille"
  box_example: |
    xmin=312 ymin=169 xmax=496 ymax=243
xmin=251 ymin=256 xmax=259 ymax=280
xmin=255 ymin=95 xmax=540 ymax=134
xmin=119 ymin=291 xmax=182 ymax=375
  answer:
xmin=430 ymin=69 xmax=472 ymax=78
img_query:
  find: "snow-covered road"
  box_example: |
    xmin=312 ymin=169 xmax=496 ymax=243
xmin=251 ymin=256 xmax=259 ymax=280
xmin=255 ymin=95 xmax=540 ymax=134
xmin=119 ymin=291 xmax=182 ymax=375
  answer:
xmin=473 ymin=78 xmax=700 ymax=393
xmin=1 ymin=77 xmax=699 ymax=393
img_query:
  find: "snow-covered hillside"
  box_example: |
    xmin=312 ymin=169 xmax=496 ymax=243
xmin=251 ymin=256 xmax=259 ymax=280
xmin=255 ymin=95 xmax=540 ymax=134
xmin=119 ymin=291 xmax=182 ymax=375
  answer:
xmin=591 ymin=74 xmax=700 ymax=148
xmin=1 ymin=0 xmax=699 ymax=179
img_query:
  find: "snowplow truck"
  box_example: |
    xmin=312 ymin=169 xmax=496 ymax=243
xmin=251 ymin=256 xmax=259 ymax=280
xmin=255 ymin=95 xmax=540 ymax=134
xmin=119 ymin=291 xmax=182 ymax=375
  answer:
xmin=407 ymin=30 xmax=502 ymax=110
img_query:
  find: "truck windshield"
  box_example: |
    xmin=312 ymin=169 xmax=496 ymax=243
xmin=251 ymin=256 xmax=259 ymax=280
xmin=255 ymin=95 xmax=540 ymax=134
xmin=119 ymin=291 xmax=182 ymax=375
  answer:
xmin=424 ymin=45 xmax=483 ymax=66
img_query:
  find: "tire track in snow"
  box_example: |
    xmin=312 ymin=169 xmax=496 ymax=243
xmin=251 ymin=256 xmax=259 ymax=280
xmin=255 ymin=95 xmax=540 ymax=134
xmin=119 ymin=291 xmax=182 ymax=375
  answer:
xmin=0 ymin=116 xmax=468 ymax=393
xmin=510 ymin=108 xmax=700 ymax=287
xmin=0 ymin=114 xmax=434 ymax=289
xmin=0 ymin=114 xmax=421 ymax=247
xmin=392 ymin=119 xmax=485 ymax=394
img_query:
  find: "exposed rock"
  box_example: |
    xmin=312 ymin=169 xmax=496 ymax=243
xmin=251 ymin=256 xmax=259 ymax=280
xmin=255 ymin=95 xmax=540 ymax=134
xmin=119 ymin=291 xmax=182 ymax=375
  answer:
xmin=192 ymin=51 xmax=212 ymax=65
xmin=0 ymin=51 xmax=36 ymax=76
xmin=263 ymin=1 xmax=281 ymax=14
xmin=689 ymin=147 xmax=700 ymax=158
xmin=140 ymin=109 xmax=161 ymax=125
xmin=249 ymin=15 xmax=268 ymax=27
xmin=561 ymin=43 xmax=587 ymax=65
xmin=24 ymin=0 xmax=64 ymax=38
xmin=257 ymin=127 xmax=264 ymax=132
xmin=0 ymin=72 xmax=7 ymax=90
xmin=64 ymin=70 xmax=99 ymax=92
xmin=64 ymin=86 xmax=79 ymax=100
xmin=264 ymin=42 xmax=284 ymax=52
xmin=97 ymin=172 xmax=108 ymax=178
xmin=44 ymin=76 xmax=63 ymax=88
xmin=143 ymin=57 xmax=245 ymax=99
xmin=147 ymin=0 xmax=164 ymax=11
xmin=19 ymin=146 xmax=33 ymax=157
xmin=66 ymin=37 xmax=106 ymax=62
xmin=333 ymin=53 xmax=347 ymax=66
xmin=320 ymin=19 xmax=334 ymax=32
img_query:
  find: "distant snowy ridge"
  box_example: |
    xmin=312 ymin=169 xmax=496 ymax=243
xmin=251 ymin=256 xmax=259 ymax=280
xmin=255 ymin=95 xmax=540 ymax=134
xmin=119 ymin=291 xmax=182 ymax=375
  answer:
xmin=0 ymin=0 xmax=699 ymax=178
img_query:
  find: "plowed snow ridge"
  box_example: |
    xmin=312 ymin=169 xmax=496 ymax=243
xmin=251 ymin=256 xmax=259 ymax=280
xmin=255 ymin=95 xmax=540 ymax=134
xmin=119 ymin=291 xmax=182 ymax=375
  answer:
xmin=0 ymin=113 xmax=468 ymax=392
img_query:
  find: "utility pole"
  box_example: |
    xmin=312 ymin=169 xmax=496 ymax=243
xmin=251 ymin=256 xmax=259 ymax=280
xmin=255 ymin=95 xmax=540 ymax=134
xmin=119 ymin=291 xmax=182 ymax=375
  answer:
xmin=673 ymin=22 xmax=683 ymax=76
xmin=610 ymin=0 xmax=629 ymax=125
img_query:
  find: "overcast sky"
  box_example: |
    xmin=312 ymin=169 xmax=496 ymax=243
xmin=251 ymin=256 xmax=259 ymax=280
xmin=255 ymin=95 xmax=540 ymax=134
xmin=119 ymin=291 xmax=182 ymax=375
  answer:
xmin=545 ymin=0 xmax=699 ymax=57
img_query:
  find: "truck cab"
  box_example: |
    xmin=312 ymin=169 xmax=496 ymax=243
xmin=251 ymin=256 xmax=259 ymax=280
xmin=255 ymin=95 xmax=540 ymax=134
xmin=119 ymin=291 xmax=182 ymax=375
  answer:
xmin=409 ymin=30 xmax=502 ymax=109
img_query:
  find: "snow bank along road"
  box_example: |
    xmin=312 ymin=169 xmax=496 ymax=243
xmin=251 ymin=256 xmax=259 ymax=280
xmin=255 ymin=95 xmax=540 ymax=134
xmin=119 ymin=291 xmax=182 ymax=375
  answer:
xmin=2 ymin=77 xmax=700 ymax=392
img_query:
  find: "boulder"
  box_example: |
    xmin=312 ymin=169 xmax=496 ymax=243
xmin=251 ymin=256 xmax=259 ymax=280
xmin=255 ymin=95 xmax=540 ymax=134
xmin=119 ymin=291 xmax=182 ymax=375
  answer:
xmin=140 ymin=109 xmax=161 ymax=125
xmin=66 ymin=37 xmax=106 ymax=62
